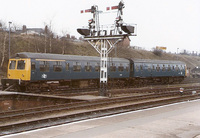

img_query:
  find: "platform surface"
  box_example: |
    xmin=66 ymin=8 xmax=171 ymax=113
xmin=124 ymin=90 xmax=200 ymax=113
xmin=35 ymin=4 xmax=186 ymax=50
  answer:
xmin=3 ymin=99 xmax=200 ymax=138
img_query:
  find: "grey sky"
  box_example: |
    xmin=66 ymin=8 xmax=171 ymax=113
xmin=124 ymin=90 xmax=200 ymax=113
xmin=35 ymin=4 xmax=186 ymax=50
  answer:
xmin=1 ymin=0 xmax=200 ymax=53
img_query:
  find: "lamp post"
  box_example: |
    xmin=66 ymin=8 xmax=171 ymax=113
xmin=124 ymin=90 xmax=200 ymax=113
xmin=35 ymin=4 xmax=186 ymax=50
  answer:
xmin=177 ymin=48 xmax=179 ymax=60
xmin=8 ymin=21 xmax=12 ymax=59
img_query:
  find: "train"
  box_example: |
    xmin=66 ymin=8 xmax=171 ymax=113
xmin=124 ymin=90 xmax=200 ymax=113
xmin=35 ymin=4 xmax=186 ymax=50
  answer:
xmin=1 ymin=52 xmax=186 ymax=92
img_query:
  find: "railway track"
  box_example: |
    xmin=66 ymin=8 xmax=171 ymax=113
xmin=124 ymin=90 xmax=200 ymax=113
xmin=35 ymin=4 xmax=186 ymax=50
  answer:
xmin=0 ymin=87 xmax=200 ymax=136
xmin=36 ymin=84 xmax=200 ymax=97
xmin=1 ymin=77 xmax=199 ymax=95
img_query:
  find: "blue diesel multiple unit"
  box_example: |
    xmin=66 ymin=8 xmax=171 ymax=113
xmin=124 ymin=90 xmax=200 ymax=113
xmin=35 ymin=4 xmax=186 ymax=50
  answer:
xmin=1 ymin=52 xmax=186 ymax=91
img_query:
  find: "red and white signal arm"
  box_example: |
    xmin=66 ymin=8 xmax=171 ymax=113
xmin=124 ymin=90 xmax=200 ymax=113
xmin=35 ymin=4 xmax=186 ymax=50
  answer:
xmin=106 ymin=6 xmax=118 ymax=11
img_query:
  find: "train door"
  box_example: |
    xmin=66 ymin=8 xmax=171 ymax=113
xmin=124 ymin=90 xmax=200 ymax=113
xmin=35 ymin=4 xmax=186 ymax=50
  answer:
xmin=133 ymin=63 xmax=140 ymax=77
xmin=130 ymin=60 xmax=134 ymax=78
xmin=65 ymin=62 xmax=71 ymax=80
xmin=139 ymin=63 xmax=144 ymax=77
xmin=31 ymin=61 xmax=37 ymax=81
xmin=151 ymin=64 xmax=156 ymax=77
xmin=143 ymin=63 xmax=152 ymax=77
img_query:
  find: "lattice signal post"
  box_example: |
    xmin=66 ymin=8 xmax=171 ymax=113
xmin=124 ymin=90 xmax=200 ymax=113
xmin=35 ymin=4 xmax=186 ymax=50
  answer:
xmin=77 ymin=1 xmax=137 ymax=96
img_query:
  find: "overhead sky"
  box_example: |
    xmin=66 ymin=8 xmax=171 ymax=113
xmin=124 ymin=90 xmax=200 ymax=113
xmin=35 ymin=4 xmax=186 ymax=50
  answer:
xmin=1 ymin=0 xmax=200 ymax=53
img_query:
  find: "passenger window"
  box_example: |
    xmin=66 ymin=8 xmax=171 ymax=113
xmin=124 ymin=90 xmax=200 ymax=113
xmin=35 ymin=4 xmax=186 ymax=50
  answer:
xmin=168 ymin=65 xmax=171 ymax=71
xmin=110 ymin=63 xmax=116 ymax=72
xmin=118 ymin=63 xmax=124 ymax=72
xmin=95 ymin=63 xmax=100 ymax=72
xmin=53 ymin=61 xmax=62 ymax=72
xmin=66 ymin=63 xmax=69 ymax=71
xmin=148 ymin=65 xmax=151 ymax=72
xmin=31 ymin=62 xmax=36 ymax=71
xmin=73 ymin=62 xmax=81 ymax=72
xmin=162 ymin=65 xmax=165 ymax=71
xmin=126 ymin=64 xmax=130 ymax=72
xmin=17 ymin=60 xmax=25 ymax=70
xmin=85 ymin=62 xmax=92 ymax=72
xmin=40 ymin=61 xmax=49 ymax=72
xmin=9 ymin=60 xmax=16 ymax=69
xmin=175 ymin=65 xmax=179 ymax=71
xmin=126 ymin=64 xmax=129 ymax=72
xmin=180 ymin=65 xmax=183 ymax=71
xmin=156 ymin=64 xmax=160 ymax=72
xmin=152 ymin=65 xmax=155 ymax=71
xmin=140 ymin=65 xmax=143 ymax=71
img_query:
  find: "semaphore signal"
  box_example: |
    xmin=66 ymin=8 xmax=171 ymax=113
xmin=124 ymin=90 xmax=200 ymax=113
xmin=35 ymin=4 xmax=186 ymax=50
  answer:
xmin=77 ymin=0 xmax=137 ymax=96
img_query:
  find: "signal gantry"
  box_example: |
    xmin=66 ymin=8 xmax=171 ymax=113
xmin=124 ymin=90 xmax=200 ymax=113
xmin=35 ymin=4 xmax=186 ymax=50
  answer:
xmin=77 ymin=0 xmax=137 ymax=96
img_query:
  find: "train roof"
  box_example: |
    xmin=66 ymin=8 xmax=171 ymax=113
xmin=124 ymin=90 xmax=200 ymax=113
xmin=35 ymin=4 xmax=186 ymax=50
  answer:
xmin=12 ymin=53 xmax=185 ymax=65
xmin=131 ymin=59 xmax=185 ymax=65
xmin=12 ymin=52 xmax=129 ymax=62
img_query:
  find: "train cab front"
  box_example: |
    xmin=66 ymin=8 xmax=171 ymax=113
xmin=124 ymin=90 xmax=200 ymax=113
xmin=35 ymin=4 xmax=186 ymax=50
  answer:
xmin=1 ymin=58 xmax=31 ymax=91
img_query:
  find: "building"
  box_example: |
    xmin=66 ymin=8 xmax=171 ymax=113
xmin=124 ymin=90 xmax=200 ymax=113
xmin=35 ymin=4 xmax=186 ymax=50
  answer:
xmin=20 ymin=25 xmax=44 ymax=36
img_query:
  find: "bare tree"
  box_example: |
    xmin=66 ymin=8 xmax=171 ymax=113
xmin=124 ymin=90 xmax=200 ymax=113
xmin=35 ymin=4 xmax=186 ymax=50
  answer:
xmin=44 ymin=25 xmax=48 ymax=53
xmin=61 ymin=30 xmax=69 ymax=54
xmin=12 ymin=22 xmax=22 ymax=32
xmin=0 ymin=33 xmax=7 ymax=68
xmin=0 ymin=21 xmax=7 ymax=69
xmin=44 ymin=20 xmax=54 ymax=53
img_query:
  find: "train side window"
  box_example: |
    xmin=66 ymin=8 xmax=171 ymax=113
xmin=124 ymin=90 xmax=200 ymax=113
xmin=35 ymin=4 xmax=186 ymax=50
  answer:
xmin=175 ymin=65 xmax=179 ymax=71
xmin=178 ymin=65 xmax=180 ymax=71
xmin=152 ymin=65 xmax=155 ymax=71
xmin=162 ymin=65 xmax=165 ymax=71
xmin=95 ymin=63 xmax=100 ymax=72
xmin=180 ymin=65 xmax=183 ymax=71
xmin=124 ymin=63 xmax=130 ymax=72
xmin=40 ymin=61 xmax=49 ymax=72
xmin=66 ymin=63 xmax=69 ymax=71
xmin=85 ymin=62 xmax=92 ymax=72
xmin=140 ymin=65 xmax=143 ymax=71
xmin=17 ymin=60 xmax=25 ymax=70
xmin=168 ymin=65 xmax=171 ymax=71
xmin=118 ymin=63 xmax=124 ymax=72
xmin=110 ymin=63 xmax=116 ymax=72
xmin=53 ymin=61 xmax=62 ymax=72
xmin=148 ymin=65 xmax=151 ymax=72
xmin=135 ymin=65 xmax=139 ymax=72
xmin=73 ymin=62 xmax=81 ymax=72
xmin=126 ymin=64 xmax=129 ymax=72
xmin=156 ymin=64 xmax=160 ymax=72
xmin=9 ymin=60 xmax=16 ymax=69
xmin=31 ymin=62 xmax=36 ymax=71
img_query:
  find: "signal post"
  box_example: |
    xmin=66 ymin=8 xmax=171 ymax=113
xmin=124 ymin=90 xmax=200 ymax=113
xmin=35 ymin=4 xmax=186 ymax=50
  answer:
xmin=77 ymin=1 xmax=136 ymax=96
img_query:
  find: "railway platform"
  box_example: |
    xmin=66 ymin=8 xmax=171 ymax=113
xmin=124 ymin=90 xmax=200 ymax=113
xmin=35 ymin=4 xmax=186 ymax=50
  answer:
xmin=3 ymin=98 xmax=200 ymax=138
